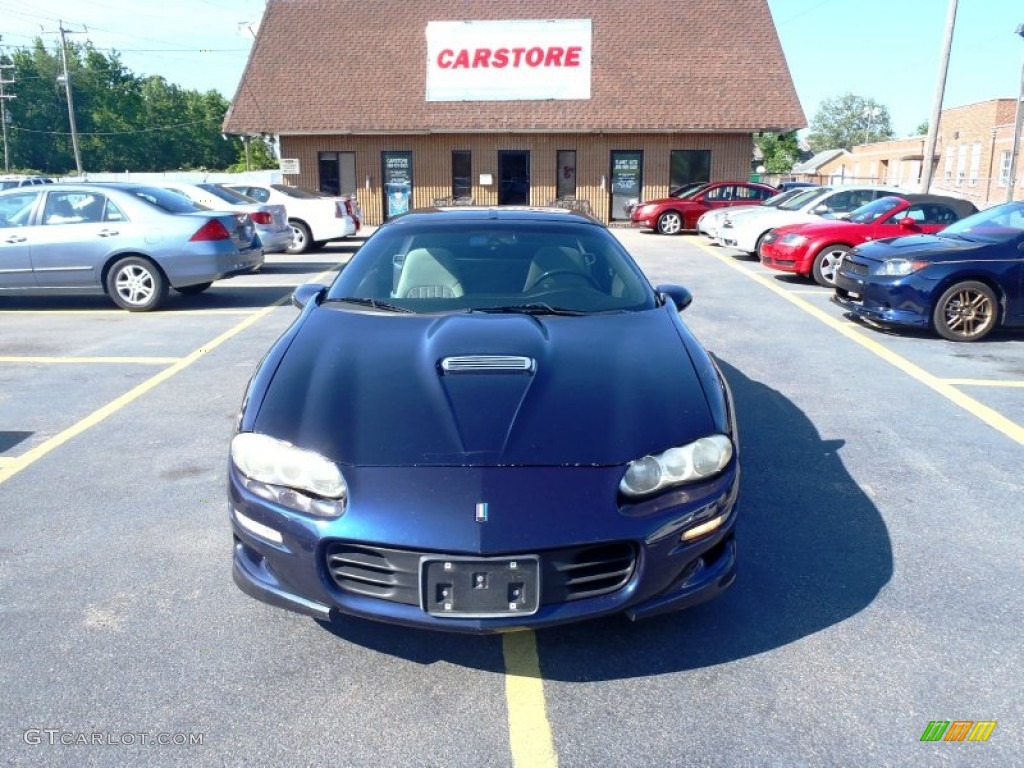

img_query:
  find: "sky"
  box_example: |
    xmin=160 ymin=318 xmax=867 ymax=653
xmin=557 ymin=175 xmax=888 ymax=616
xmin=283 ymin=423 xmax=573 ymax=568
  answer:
xmin=1 ymin=0 xmax=1022 ymax=138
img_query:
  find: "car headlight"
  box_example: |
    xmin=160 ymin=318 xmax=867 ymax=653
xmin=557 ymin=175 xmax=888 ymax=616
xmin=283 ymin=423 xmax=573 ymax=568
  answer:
xmin=875 ymin=258 xmax=928 ymax=277
xmin=231 ymin=432 xmax=348 ymax=516
xmin=637 ymin=204 xmax=655 ymax=215
xmin=778 ymin=233 xmax=808 ymax=246
xmin=619 ymin=435 xmax=733 ymax=497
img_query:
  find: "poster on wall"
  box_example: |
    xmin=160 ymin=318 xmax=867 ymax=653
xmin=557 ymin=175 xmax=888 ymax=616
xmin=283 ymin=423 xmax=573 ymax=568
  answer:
xmin=610 ymin=151 xmax=642 ymax=221
xmin=382 ymin=151 xmax=413 ymax=219
xmin=426 ymin=20 xmax=592 ymax=102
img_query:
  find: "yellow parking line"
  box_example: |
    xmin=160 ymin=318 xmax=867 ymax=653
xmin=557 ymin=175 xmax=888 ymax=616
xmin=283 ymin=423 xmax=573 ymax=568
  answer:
xmin=0 ymin=309 xmax=261 ymax=316
xmin=0 ymin=457 xmax=15 ymax=467
xmin=940 ymin=378 xmax=1024 ymax=388
xmin=689 ymin=238 xmax=1024 ymax=446
xmin=0 ymin=356 xmax=183 ymax=365
xmin=0 ymin=299 xmax=287 ymax=487
xmin=503 ymin=632 xmax=558 ymax=768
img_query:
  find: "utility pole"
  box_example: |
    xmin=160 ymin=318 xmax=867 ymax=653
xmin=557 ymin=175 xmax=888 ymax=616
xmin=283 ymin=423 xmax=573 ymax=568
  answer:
xmin=47 ymin=21 xmax=85 ymax=175
xmin=921 ymin=0 xmax=958 ymax=193
xmin=1004 ymin=24 xmax=1024 ymax=203
xmin=0 ymin=40 xmax=14 ymax=174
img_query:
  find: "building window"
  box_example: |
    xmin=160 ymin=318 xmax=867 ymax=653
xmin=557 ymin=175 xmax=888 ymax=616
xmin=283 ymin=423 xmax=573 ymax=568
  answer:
xmin=956 ymin=144 xmax=968 ymax=186
xmin=969 ymin=143 xmax=981 ymax=187
xmin=452 ymin=151 xmax=471 ymax=201
xmin=669 ymin=150 xmax=711 ymax=190
xmin=998 ymin=150 xmax=1011 ymax=187
xmin=943 ymin=150 xmax=953 ymax=183
xmin=556 ymin=150 xmax=577 ymax=199
xmin=610 ymin=150 xmax=643 ymax=221
xmin=318 ymin=151 xmax=356 ymax=196
xmin=382 ymin=151 xmax=413 ymax=219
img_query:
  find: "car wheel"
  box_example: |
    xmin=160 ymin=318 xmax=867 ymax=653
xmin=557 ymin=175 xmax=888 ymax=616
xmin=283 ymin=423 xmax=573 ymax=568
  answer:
xmin=932 ymin=280 xmax=998 ymax=342
xmin=287 ymin=220 xmax=312 ymax=254
xmin=174 ymin=282 xmax=213 ymax=296
xmin=753 ymin=232 xmax=771 ymax=260
xmin=656 ymin=211 xmax=683 ymax=235
xmin=812 ymin=244 xmax=850 ymax=287
xmin=106 ymin=257 xmax=168 ymax=312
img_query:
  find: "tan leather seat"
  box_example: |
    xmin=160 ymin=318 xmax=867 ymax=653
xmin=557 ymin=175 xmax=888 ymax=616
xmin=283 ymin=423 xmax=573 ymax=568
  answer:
xmin=394 ymin=248 xmax=463 ymax=299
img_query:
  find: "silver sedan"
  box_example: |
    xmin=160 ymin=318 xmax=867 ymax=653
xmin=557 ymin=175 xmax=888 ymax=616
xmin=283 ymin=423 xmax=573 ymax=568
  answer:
xmin=0 ymin=183 xmax=263 ymax=311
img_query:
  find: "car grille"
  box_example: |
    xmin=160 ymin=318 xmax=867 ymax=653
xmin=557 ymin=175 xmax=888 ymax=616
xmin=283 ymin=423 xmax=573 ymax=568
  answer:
xmin=841 ymin=259 xmax=869 ymax=277
xmin=324 ymin=541 xmax=637 ymax=606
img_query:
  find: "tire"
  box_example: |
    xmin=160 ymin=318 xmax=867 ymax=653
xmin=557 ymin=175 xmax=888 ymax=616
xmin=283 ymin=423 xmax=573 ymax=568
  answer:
xmin=932 ymin=280 xmax=998 ymax=342
xmin=812 ymin=244 xmax=851 ymax=287
xmin=656 ymin=211 xmax=683 ymax=235
xmin=753 ymin=232 xmax=771 ymax=260
xmin=106 ymin=256 xmax=168 ymax=311
xmin=286 ymin=220 xmax=312 ymax=254
xmin=174 ymin=282 xmax=213 ymax=296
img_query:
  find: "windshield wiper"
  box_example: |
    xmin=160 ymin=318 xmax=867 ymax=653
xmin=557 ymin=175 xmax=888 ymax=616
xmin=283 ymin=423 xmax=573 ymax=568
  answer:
xmin=471 ymin=303 xmax=586 ymax=316
xmin=325 ymin=297 xmax=413 ymax=313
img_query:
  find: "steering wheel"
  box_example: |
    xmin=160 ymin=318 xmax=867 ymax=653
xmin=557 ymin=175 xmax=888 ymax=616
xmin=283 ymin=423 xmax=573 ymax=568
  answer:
xmin=527 ymin=269 xmax=601 ymax=291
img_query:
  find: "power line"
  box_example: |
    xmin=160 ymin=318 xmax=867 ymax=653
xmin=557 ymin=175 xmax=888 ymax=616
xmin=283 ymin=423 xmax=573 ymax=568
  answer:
xmin=10 ymin=116 xmax=224 ymax=137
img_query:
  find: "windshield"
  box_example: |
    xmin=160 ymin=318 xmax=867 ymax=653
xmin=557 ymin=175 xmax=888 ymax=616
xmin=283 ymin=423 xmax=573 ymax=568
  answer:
xmin=674 ymin=183 xmax=709 ymax=201
xmin=778 ymin=187 xmax=831 ymax=211
xmin=848 ymin=196 xmax=903 ymax=224
xmin=328 ymin=219 xmax=657 ymax=315
xmin=669 ymin=183 xmax=706 ymax=199
xmin=938 ymin=201 xmax=1024 ymax=244
xmin=125 ymin=186 xmax=205 ymax=213
xmin=764 ymin=188 xmax=814 ymax=208
xmin=198 ymin=183 xmax=253 ymax=205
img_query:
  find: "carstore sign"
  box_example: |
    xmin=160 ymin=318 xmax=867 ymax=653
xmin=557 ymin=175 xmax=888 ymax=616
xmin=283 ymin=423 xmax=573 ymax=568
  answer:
xmin=426 ymin=19 xmax=592 ymax=102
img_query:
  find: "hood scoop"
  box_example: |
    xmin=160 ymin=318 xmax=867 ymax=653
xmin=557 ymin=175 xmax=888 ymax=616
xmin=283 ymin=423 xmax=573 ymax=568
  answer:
xmin=441 ymin=355 xmax=537 ymax=374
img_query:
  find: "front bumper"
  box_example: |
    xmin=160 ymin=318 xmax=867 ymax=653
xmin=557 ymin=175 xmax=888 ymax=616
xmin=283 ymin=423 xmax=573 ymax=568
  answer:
xmin=760 ymin=242 xmax=810 ymax=275
xmin=229 ymin=462 xmax=739 ymax=633
xmin=832 ymin=265 xmax=932 ymax=328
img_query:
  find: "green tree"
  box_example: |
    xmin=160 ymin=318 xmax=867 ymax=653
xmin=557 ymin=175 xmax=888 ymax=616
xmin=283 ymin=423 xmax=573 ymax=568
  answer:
xmin=4 ymin=37 xmax=244 ymax=173
xmin=915 ymin=120 xmax=928 ymax=136
xmin=227 ymin=136 xmax=279 ymax=172
xmin=805 ymin=93 xmax=894 ymax=152
xmin=754 ymin=131 xmax=801 ymax=173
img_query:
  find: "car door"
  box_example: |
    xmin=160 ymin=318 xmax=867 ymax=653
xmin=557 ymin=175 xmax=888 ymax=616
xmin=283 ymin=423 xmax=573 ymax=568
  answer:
xmin=29 ymin=190 xmax=125 ymax=288
xmin=0 ymin=190 xmax=42 ymax=288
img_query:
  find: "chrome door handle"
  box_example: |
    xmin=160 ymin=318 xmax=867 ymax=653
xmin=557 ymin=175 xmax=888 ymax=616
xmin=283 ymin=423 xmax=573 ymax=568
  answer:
xmin=98 ymin=229 xmax=119 ymax=237
xmin=3 ymin=235 xmax=27 ymax=243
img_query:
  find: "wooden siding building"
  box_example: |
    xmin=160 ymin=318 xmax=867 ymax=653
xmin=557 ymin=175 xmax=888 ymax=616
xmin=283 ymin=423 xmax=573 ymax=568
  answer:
xmin=225 ymin=0 xmax=805 ymax=226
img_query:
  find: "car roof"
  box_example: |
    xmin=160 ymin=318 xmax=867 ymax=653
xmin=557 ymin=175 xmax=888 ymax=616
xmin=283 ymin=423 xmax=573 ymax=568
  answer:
xmin=886 ymin=194 xmax=978 ymax=218
xmin=385 ymin=206 xmax=607 ymax=228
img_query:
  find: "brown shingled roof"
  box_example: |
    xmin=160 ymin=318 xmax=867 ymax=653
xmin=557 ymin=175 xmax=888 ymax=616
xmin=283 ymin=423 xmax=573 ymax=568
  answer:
xmin=224 ymin=0 xmax=805 ymax=135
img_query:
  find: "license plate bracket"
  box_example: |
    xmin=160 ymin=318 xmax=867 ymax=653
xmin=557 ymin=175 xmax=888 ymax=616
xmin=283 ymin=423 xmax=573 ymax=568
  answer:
xmin=421 ymin=556 xmax=540 ymax=618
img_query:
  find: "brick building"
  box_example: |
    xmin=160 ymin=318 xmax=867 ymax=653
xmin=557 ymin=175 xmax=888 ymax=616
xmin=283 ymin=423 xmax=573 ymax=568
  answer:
xmin=224 ymin=0 xmax=805 ymax=225
xmin=814 ymin=99 xmax=1022 ymax=208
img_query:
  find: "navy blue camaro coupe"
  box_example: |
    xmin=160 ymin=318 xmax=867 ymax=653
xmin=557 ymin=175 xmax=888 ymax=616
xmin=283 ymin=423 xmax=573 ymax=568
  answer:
xmin=833 ymin=201 xmax=1024 ymax=341
xmin=229 ymin=207 xmax=739 ymax=632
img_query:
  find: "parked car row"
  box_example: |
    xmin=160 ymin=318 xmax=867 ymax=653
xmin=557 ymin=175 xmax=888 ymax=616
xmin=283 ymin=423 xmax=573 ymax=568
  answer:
xmin=699 ymin=186 xmax=1022 ymax=342
xmin=0 ymin=183 xmax=263 ymax=311
xmin=227 ymin=183 xmax=362 ymax=254
xmin=630 ymin=181 xmax=778 ymax=234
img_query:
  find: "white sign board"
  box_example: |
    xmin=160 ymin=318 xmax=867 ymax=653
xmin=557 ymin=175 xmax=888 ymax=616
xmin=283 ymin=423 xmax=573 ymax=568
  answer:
xmin=426 ymin=20 xmax=591 ymax=102
xmin=279 ymin=158 xmax=300 ymax=174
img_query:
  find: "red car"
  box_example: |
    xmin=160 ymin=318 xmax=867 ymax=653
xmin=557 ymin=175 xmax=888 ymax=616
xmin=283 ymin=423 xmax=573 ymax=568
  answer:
xmin=760 ymin=194 xmax=977 ymax=286
xmin=630 ymin=181 xmax=777 ymax=235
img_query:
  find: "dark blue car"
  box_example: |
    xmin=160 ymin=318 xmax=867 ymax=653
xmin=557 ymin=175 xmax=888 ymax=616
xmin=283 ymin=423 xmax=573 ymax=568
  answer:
xmin=229 ymin=207 xmax=739 ymax=633
xmin=833 ymin=201 xmax=1024 ymax=341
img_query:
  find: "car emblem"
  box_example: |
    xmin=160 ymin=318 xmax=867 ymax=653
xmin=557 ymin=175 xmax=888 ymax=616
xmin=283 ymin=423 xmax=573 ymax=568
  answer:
xmin=475 ymin=502 xmax=488 ymax=523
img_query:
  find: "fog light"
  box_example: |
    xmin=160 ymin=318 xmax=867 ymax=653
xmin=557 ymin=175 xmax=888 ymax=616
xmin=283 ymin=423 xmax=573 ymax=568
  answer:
xmin=681 ymin=513 xmax=728 ymax=542
xmin=234 ymin=508 xmax=283 ymax=544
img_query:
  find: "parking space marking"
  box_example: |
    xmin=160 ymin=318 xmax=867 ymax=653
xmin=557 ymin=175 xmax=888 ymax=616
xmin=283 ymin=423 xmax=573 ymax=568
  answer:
xmin=503 ymin=631 xmax=558 ymax=768
xmin=0 ymin=309 xmax=261 ymax=317
xmin=0 ymin=457 xmax=15 ymax=467
xmin=940 ymin=378 xmax=1024 ymax=388
xmin=0 ymin=300 xmax=286 ymax=487
xmin=0 ymin=356 xmax=183 ymax=365
xmin=691 ymin=239 xmax=1024 ymax=446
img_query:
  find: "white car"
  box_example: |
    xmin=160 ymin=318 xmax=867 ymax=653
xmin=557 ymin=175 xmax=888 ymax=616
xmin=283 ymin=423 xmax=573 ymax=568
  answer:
xmin=227 ymin=184 xmax=361 ymax=254
xmin=697 ymin=187 xmax=820 ymax=242
xmin=717 ymin=185 xmax=904 ymax=256
xmin=158 ymin=182 xmax=293 ymax=254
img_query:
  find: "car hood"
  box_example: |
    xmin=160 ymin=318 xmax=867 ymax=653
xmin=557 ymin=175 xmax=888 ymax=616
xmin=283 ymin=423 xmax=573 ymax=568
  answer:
xmin=853 ymin=233 xmax=987 ymax=262
xmin=640 ymin=197 xmax=699 ymax=208
xmin=773 ymin=219 xmax=856 ymax=238
xmin=252 ymin=306 xmax=715 ymax=467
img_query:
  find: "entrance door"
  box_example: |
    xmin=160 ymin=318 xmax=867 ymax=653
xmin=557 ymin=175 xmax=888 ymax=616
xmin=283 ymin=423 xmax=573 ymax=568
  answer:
xmin=498 ymin=151 xmax=530 ymax=205
xmin=610 ymin=151 xmax=643 ymax=221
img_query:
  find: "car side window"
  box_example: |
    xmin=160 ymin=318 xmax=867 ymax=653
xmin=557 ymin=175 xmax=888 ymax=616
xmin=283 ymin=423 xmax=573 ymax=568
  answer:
xmin=704 ymin=186 xmax=730 ymax=201
xmin=249 ymin=187 xmax=270 ymax=203
xmin=42 ymin=192 xmax=88 ymax=225
xmin=0 ymin=191 xmax=40 ymax=228
xmin=734 ymin=186 xmax=760 ymax=201
xmin=104 ymin=199 xmax=127 ymax=222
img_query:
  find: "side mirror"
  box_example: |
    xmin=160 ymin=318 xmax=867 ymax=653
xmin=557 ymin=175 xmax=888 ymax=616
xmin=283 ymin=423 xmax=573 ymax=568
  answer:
xmin=291 ymin=283 xmax=326 ymax=310
xmin=656 ymin=284 xmax=693 ymax=312
xmin=812 ymin=204 xmax=830 ymax=215
xmin=898 ymin=217 xmax=918 ymax=230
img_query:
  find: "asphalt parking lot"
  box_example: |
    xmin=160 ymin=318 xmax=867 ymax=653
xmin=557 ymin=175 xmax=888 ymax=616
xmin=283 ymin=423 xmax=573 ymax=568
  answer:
xmin=1 ymin=229 xmax=1021 ymax=767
